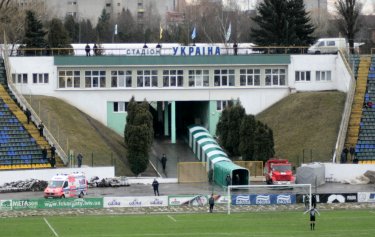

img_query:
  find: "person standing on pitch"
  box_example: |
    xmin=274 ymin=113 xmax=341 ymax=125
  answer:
xmin=304 ymin=207 xmax=320 ymax=230
xmin=152 ymin=178 xmax=159 ymax=196
xmin=208 ymin=194 xmax=215 ymax=213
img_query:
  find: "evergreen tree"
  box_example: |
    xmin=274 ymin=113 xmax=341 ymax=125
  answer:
xmin=96 ymin=8 xmax=112 ymax=43
xmin=251 ymin=0 xmax=315 ymax=46
xmin=290 ymin=0 xmax=315 ymax=45
xmin=239 ymin=114 xmax=256 ymax=161
xmin=217 ymin=102 xmax=275 ymax=162
xmin=64 ymin=15 xmax=79 ymax=43
xmin=124 ymin=97 xmax=154 ymax=176
xmin=117 ymin=9 xmax=141 ymax=43
xmin=227 ymin=103 xmax=246 ymax=156
xmin=216 ymin=105 xmax=230 ymax=153
xmin=48 ymin=18 xmax=71 ymax=48
xmin=23 ymin=10 xmax=47 ymax=48
xmin=253 ymin=123 xmax=275 ymax=162
xmin=79 ymin=19 xmax=96 ymax=43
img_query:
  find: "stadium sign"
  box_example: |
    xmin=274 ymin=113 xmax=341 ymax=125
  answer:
xmin=0 ymin=200 xmax=12 ymax=210
xmin=39 ymin=198 xmax=103 ymax=209
xmin=357 ymin=192 xmax=375 ymax=203
xmin=103 ymin=196 xmax=168 ymax=208
xmin=316 ymin=193 xmax=357 ymax=203
xmin=124 ymin=48 xmax=161 ymax=56
xmin=172 ymin=46 xmax=220 ymax=56
xmin=168 ymin=195 xmax=208 ymax=206
xmin=12 ymin=199 xmax=38 ymax=209
xmin=231 ymin=194 xmax=296 ymax=205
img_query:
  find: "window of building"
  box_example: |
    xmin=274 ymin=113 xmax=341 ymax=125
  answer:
xmin=240 ymin=69 xmax=260 ymax=86
xmin=217 ymin=100 xmax=230 ymax=111
xmin=188 ymin=70 xmax=209 ymax=87
xmin=58 ymin=70 xmax=80 ymax=88
xmin=137 ymin=12 xmax=144 ymax=19
xmin=163 ymin=70 xmax=183 ymax=87
xmin=11 ymin=73 xmax=28 ymax=84
xmin=111 ymin=70 xmax=132 ymax=88
xmin=265 ymin=68 xmax=286 ymax=86
xmin=117 ymin=3 xmax=121 ymax=6
xmin=113 ymin=102 xmax=128 ymax=112
xmin=214 ymin=69 xmax=235 ymax=87
xmin=66 ymin=12 xmax=77 ymax=18
xmin=137 ymin=70 xmax=158 ymax=87
xmin=295 ymin=71 xmax=311 ymax=82
xmin=316 ymin=71 xmax=331 ymax=81
xmin=32 ymin=73 xmax=49 ymax=84
xmin=67 ymin=1 xmax=77 ymax=5
xmin=85 ymin=70 xmax=106 ymax=88
xmin=106 ymin=3 xmax=111 ymax=7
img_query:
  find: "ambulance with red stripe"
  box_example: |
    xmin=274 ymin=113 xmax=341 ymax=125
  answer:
xmin=44 ymin=172 xmax=88 ymax=198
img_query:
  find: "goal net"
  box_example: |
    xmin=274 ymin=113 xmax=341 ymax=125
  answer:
xmin=227 ymin=184 xmax=312 ymax=214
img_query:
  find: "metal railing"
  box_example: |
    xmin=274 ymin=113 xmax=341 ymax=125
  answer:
xmin=332 ymin=50 xmax=356 ymax=163
xmin=1 ymin=34 xmax=68 ymax=165
xmin=5 ymin=46 xmax=310 ymax=57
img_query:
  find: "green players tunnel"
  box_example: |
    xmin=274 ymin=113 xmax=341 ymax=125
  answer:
xmin=151 ymin=101 xmax=217 ymax=143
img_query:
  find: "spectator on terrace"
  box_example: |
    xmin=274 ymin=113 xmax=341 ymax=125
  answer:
xmin=367 ymin=101 xmax=373 ymax=108
xmin=93 ymin=44 xmax=98 ymax=55
xmin=42 ymin=147 xmax=47 ymax=160
xmin=349 ymin=146 xmax=355 ymax=161
xmin=233 ymin=42 xmax=238 ymax=55
xmin=38 ymin=122 xmax=44 ymax=137
xmin=24 ymin=108 xmax=31 ymax=124
xmin=85 ymin=44 xmax=90 ymax=56
xmin=343 ymin=147 xmax=349 ymax=162
xmin=50 ymin=144 xmax=56 ymax=159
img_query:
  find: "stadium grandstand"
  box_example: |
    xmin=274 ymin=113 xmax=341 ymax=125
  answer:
xmin=0 ymin=41 xmax=374 ymax=181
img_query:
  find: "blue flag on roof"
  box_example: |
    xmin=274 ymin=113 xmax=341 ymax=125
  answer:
xmin=191 ymin=27 xmax=196 ymax=40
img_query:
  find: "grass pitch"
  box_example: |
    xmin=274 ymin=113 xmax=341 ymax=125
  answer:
xmin=1 ymin=209 xmax=374 ymax=237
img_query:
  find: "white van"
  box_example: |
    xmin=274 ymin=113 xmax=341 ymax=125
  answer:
xmin=308 ymin=38 xmax=347 ymax=54
xmin=44 ymin=172 xmax=88 ymax=198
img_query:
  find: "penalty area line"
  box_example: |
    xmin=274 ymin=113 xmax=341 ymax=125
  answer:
xmin=167 ymin=215 xmax=177 ymax=222
xmin=44 ymin=217 xmax=59 ymax=237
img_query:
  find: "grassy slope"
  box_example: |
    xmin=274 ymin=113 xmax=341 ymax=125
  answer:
xmin=256 ymin=91 xmax=346 ymax=166
xmin=27 ymin=91 xmax=344 ymax=175
xmin=27 ymin=95 xmax=145 ymax=176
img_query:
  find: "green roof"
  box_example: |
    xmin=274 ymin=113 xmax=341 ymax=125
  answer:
xmin=54 ymin=55 xmax=290 ymax=66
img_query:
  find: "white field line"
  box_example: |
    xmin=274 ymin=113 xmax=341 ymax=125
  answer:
xmin=167 ymin=214 xmax=176 ymax=222
xmin=43 ymin=217 xmax=59 ymax=237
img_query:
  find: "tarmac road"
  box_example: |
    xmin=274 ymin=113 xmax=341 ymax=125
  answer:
xmin=1 ymin=181 xmax=374 ymax=200
xmin=1 ymin=138 xmax=374 ymax=200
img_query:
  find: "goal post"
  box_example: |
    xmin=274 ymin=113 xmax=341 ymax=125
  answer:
xmin=227 ymin=184 xmax=312 ymax=214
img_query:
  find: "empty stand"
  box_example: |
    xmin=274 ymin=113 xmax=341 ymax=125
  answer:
xmin=345 ymin=56 xmax=371 ymax=151
xmin=0 ymin=58 xmax=54 ymax=170
xmin=354 ymin=56 xmax=375 ymax=161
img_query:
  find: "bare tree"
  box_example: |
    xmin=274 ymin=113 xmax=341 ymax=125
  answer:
xmin=0 ymin=0 xmax=50 ymax=45
xmin=335 ymin=0 xmax=363 ymax=53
